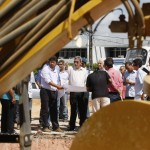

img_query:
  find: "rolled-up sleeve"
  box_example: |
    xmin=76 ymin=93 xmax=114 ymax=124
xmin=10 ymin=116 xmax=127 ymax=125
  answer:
xmin=41 ymin=66 xmax=52 ymax=84
xmin=138 ymin=71 xmax=146 ymax=84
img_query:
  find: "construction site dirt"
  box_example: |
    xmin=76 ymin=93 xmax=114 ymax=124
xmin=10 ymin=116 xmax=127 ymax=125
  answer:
xmin=0 ymin=99 xmax=90 ymax=150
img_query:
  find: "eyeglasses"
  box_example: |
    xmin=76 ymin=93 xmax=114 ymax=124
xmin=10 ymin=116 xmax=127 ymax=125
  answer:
xmin=132 ymin=64 xmax=136 ymax=66
xmin=119 ymin=69 xmax=124 ymax=71
xmin=58 ymin=63 xmax=63 ymax=65
xmin=74 ymin=61 xmax=80 ymax=64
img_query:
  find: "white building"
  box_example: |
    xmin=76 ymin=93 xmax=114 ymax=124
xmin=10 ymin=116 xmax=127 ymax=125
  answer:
xmin=56 ymin=33 xmax=150 ymax=64
xmin=56 ymin=34 xmax=128 ymax=63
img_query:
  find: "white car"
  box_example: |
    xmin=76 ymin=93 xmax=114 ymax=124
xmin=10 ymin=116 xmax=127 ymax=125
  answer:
xmin=31 ymin=82 xmax=40 ymax=99
xmin=113 ymin=58 xmax=125 ymax=70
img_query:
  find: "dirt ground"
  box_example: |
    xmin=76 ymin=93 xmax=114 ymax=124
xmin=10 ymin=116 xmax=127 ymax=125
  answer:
xmin=0 ymin=139 xmax=73 ymax=150
xmin=0 ymin=100 xmax=75 ymax=150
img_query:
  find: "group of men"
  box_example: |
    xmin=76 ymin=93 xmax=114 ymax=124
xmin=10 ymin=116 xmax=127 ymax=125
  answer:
xmin=1 ymin=55 xmax=149 ymax=134
xmin=36 ymin=56 xmax=89 ymax=132
xmin=35 ymin=56 xmax=149 ymax=132
xmin=124 ymin=58 xmax=149 ymax=100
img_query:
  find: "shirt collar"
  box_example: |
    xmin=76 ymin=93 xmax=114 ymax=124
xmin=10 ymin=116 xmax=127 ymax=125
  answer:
xmin=108 ymin=67 xmax=114 ymax=71
xmin=49 ymin=66 xmax=57 ymax=72
xmin=60 ymin=70 xmax=66 ymax=73
xmin=132 ymin=70 xmax=136 ymax=73
xmin=73 ymin=66 xmax=84 ymax=70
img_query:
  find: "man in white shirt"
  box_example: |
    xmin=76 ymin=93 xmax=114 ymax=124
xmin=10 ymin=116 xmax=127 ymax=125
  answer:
xmin=124 ymin=62 xmax=137 ymax=99
xmin=40 ymin=56 xmax=63 ymax=132
xmin=81 ymin=58 xmax=90 ymax=118
xmin=67 ymin=56 xmax=88 ymax=131
xmin=132 ymin=58 xmax=147 ymax=100
xmin=58 ymin=60 xmax=69 ymax=121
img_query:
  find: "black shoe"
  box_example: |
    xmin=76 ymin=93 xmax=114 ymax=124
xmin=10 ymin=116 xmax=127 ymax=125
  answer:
xmin=63 ymin=119 xmax=68 ymax=122
xmin=59 ymin=116 xmax=63 ymax=120
xmin=1 ymin=131 xmax=7 ymax=134
xmin=67 ymin=127 xmax=75 ymax=131
xmin=8 ymin=130 xmax=17 ymax=135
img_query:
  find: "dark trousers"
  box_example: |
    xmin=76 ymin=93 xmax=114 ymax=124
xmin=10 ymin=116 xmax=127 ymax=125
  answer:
xmin=40 ymin=88 xmax=59 ymax=130
xmin=146 ymin=96 xmax=150 ymax=101
xmin=14 ymin=100 xmax=19 ymax=124
xmin=69 ymin=92 xmax=88 ymax=130
xmin=14 ymin=98 xmax=32 ymax=125
xmin=125 ymin=97 xmax=134 ymax=100
xmin=29 ymin=98 xmax=32 ymax=122
xmin=109 ymin=92 xmax=121 ymax=103
xmin=0 ymin=99 xmax=15 ymax=134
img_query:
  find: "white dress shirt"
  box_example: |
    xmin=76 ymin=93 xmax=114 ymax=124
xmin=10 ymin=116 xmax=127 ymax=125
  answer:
xmin=134 ymin=68 xmax=147 ymax=100
xmin=41 ymin=64 xmax=60 ymax=91
xmin=124 ymin=70 xmax=137 ymax=97
xmin=68 ymin=66 xmax=87 ymax=87
xmin=59 ymin=71 xmax=69 ymax=86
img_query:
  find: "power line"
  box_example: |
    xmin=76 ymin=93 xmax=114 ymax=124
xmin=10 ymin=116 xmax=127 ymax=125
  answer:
xmin=93 ymin=38 xmax=128 ymax=45
xmin=93 ymin=34 xmax=128 ymax=39
xmin=94 ymin=35 xmax=150 ymax=42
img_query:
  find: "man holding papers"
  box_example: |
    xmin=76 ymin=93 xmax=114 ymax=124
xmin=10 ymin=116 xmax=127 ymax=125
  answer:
xmin=67 ymin=56 xmax=88 ymax=131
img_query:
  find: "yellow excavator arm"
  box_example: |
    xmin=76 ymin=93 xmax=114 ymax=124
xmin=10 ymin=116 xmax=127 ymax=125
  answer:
xmin=0 ymin=1 xmax=150 ymax=149
xmin=0 ymin=0 xmax=122 ymax=95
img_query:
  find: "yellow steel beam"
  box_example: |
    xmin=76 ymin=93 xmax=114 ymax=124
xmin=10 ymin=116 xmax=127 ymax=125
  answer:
xmin=0 ymin=0 xmax=11 ymax=10
xmin=145 ymin=15 xmax=150 ymax=36
xmin=0 ymin=0 xmax=122 ymax=95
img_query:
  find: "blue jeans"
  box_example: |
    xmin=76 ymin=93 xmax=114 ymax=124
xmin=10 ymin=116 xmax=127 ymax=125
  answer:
xmin=57 ymin=93 xmax=68 ymax=119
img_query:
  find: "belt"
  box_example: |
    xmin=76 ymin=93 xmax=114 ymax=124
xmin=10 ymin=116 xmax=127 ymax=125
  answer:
xmin=125 ymin=97 xmax=134 ymax=99
xmin=109 ymin=92 xmax=119 ymax=94
xmin=41 ymin=87 xmax=57 ymax=92
xmin=50 ymin=90 xmax=57 ymax=93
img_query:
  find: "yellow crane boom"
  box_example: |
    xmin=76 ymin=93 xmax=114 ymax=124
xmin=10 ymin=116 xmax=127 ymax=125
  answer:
xmin=0 ymin=0 xmax=122 ymax=95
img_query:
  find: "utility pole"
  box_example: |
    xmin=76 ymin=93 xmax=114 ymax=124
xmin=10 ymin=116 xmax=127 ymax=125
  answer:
xmin=88 ymin=24 xmax=93 ymax=70
xmin=86 ymin=8 xmax=124 ymax=69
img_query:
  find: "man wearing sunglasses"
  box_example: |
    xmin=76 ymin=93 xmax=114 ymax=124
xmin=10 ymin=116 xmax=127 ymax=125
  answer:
xmin=67 ymin=56 xmax=88 ymax=131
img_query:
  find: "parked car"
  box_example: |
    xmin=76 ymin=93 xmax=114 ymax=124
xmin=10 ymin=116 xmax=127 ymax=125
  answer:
xmin=113 ymin=58 xmax=125 ymax=70
xmin=125 ymin=46 xmax=150 ymax=70
xmin=32 ymin=82 xmax=40 ymax=99
xmin=30 ymin=73 xmax=40 ymax=99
